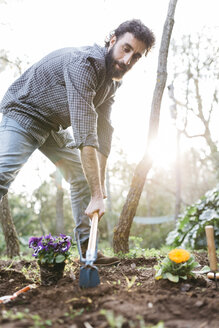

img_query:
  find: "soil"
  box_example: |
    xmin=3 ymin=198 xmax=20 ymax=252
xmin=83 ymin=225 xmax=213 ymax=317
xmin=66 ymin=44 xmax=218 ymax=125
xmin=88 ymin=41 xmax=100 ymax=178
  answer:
xmin=0 ymin=252 xmax=219 ymax=328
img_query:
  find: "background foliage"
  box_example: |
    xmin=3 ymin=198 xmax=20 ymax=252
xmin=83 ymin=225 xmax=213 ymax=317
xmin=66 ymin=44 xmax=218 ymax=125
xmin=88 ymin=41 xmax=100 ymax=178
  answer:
xmin=166 ymin=185 xmax=219 ymax=249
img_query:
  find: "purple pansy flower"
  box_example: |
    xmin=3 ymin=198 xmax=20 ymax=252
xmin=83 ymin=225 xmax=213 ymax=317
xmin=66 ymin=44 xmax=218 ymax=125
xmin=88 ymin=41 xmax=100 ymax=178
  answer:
xmin=29 ymin=236 xmax=41 ymax=249
xmin=61 ymin=240 xmax=71 ymax=252
xmin=28 ymin=233 xmax=72 ymax=264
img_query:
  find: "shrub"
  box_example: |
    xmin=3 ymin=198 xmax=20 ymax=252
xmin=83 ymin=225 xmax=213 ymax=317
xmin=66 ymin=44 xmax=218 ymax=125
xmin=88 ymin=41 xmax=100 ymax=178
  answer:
xmin=166 ymin=184 xmax=219 ymax=249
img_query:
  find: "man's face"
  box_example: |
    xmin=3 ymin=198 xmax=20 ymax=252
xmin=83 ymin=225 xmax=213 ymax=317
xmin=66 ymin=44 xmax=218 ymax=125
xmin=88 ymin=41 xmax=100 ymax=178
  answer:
xmin=106 ymin=32 xmax=147 ymax=81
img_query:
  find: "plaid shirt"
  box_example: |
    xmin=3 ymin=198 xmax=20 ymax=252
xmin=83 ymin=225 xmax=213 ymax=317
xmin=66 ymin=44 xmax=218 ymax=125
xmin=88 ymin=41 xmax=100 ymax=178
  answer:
xmin=0 ymin=44 xmax=121 ymax=157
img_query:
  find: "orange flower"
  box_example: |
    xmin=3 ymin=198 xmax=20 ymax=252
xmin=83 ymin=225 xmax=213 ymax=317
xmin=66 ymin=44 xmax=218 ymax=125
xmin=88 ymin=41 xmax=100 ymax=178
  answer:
xmin=168 ymin=249 xmax=190 ymax=263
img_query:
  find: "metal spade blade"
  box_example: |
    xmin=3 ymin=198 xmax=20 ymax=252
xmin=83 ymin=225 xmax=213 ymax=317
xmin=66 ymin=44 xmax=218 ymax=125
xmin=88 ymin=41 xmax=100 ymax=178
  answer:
xmin=79 ymin=265 xmax=100 ymax=288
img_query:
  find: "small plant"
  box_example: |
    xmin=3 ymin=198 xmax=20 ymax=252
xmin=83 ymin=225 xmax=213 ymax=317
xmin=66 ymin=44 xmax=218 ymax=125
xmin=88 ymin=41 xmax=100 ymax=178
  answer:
xmin=100 ymin=309 xmax=125 ymax=328
xmin=29 ymin=233 xmax=72 ymax=264
xmin=125 ymin=276 xmax=137 ymax=290
xmin=2 ymin=309 xmax=52 ymax=327
xmin=21 ymin=263 xmax=40 ymax=283
xmin=64 ymin=309 xmax=84 ymax=319
xmin=154 ymin=248 xmax=199 ymax=283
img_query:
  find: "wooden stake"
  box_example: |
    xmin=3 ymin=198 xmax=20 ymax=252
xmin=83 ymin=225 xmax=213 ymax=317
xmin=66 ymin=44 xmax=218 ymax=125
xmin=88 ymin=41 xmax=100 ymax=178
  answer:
xmin=205 ymin=225 xmax=218 ymax=272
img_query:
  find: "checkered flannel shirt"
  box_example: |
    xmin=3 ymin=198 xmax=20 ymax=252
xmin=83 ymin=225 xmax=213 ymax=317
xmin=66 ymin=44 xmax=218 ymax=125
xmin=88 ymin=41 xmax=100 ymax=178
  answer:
xmin=0 ymin=44 xmax=121 ymax=157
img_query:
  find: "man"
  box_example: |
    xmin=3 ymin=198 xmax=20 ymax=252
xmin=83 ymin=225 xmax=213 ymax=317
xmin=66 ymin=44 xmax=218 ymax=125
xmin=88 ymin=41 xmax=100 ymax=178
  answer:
xmin=0 ymin=19 xmax=155 ymax=265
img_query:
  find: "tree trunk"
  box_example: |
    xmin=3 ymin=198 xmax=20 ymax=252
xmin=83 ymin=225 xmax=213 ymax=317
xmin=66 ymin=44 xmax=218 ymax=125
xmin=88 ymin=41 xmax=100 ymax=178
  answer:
xmin=168 ymin=83 xmax=182 ymax=220
xmin=174 ymin=129 xmax=181 ymax=220
xmin=106 ymin=169 xmax=113 ymax=243
xmin=113 ymin=0 xmax=178 ymax=253
xmin=113 ymin=159 xmax=151 ymax=253
xmin=0 ymin=195 xmax=20 ymax=258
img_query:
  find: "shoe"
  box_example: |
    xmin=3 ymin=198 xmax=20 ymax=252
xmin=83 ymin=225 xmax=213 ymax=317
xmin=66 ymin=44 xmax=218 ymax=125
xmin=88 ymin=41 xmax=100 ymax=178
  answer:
xmin=94 ymin=250 xmax=120 ymax=267
xmin=80 ymin=240 xmax=120 ymax=267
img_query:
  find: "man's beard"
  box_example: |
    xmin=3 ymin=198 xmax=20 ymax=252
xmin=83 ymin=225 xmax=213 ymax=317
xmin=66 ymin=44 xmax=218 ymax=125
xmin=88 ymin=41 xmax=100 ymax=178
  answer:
xmin=105 ymin=47 xmax=129 ymax=81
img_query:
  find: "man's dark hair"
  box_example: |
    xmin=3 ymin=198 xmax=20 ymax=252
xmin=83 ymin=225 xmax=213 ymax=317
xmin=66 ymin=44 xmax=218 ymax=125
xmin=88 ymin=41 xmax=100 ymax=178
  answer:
xmin=105 ymin=19 xmax=155 ymax=56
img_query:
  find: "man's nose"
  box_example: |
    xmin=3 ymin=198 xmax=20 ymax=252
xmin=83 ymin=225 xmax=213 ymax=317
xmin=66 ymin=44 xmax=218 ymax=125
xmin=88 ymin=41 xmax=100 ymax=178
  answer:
xmin=123 ymin=53 xmax=132 ymax=66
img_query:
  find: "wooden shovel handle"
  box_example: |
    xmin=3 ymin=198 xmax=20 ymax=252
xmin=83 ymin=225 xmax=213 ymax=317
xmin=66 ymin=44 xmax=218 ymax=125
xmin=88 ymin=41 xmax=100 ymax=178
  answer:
xmin=87 ymin=212 xmax=99 ymax=254
xmin=205 ymin=225 xmax=218 ymax=272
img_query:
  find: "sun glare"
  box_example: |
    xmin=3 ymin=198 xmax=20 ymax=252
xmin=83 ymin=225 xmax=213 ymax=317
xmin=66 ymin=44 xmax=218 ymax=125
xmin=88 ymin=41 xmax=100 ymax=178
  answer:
xmin=147 ymin=139 xmax=177 ymax=169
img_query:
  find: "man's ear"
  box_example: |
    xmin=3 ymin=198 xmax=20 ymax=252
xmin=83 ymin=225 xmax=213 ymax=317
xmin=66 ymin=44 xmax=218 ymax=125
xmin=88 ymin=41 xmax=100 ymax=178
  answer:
xmin=109 ymin=35 xmax=117 ymax=50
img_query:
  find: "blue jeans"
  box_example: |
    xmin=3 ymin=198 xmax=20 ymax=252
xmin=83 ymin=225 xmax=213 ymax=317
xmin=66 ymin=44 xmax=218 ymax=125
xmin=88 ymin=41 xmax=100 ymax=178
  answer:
xmin=0 ymin=116 xmax=90 ymax=243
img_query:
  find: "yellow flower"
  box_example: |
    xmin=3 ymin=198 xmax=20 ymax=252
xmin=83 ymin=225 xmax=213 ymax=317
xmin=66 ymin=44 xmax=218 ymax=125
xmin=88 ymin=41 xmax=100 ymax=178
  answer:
xmin=168 ymin=249 xmax=190 ymax=263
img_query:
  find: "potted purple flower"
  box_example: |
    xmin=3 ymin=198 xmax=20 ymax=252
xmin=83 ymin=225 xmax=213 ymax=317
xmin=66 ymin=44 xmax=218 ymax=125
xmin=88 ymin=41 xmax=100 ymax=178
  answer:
xmin=29 ymin=233 xmax=72 ymax=285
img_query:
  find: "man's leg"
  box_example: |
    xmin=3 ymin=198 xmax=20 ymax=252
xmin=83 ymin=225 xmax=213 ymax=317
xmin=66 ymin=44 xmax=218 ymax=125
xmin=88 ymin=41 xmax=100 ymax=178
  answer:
xmin=0 ymin=116 xmax=39 ymax=203
xmin=39 ymin=136 xmax=91 ymax=244
xmin=39 ymin=135 xmax=120 ymax=266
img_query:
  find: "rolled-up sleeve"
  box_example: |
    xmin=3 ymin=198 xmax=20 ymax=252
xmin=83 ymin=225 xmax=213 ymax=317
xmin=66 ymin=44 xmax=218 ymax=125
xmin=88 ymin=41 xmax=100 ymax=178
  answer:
xmin=96 ymin=96 xmax=115 ymax=157
xmin=64 ymin=58 xmax=103 ymax=150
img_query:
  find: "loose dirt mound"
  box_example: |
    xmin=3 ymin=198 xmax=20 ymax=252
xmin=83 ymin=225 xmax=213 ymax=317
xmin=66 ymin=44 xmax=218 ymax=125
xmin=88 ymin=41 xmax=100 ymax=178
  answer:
xmin=0 ymin=253 xmax=219 ymax=328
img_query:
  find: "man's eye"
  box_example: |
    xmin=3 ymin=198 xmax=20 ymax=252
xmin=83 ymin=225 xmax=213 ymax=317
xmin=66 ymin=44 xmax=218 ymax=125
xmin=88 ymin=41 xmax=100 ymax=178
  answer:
xmin=123 ymin=46 xmax=130 ymax=53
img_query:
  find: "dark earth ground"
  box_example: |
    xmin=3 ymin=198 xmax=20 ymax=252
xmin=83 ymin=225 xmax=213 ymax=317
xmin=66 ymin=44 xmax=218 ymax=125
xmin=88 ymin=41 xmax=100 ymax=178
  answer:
xmin=0 ymin=252 xmax=219 ymax=328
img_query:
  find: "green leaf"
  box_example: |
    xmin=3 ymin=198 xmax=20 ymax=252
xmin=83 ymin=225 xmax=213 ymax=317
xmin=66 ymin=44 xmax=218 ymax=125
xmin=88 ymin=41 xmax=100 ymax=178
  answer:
xmin=45 ymin=320 xmax=52 ymax=326
xmin=193 ymin=265 xmax=210 ymax=274
xmin=179 ymin=275 xmax=187 ymax=280
xmin=55 ymin=254 xmax=65 ymax=263
xmin=41 ymin=257 xmax=47 ymax=264
xmin=199 ymin=209 xmax=218 ymax=221
xmin=192 ymin=261 xmax=200 ymax=269
xmin=162 ymin=258 xmax=170 ymax=265
xmin=155 ymin=268 xmax=162 ymax=278
xmin=166 ymin=272 xmax=179 ymax=283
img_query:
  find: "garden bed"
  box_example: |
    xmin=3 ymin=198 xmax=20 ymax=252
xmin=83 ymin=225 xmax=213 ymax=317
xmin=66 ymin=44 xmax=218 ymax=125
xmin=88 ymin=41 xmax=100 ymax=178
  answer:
xmin=0 ymin=252 xmax=218 ymax=327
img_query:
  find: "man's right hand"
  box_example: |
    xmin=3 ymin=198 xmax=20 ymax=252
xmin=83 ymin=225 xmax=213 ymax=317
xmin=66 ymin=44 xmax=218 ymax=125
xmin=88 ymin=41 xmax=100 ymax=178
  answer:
xmin=85 ymin=196 xmax=105 ymax=219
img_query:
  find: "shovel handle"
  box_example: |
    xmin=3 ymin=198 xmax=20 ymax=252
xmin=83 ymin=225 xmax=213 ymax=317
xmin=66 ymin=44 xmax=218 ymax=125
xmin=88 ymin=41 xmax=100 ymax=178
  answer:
xmin=87 ymin=212 xmax=99 ymax=254
xmin=205 ymin=225 xmax=218 ymax=272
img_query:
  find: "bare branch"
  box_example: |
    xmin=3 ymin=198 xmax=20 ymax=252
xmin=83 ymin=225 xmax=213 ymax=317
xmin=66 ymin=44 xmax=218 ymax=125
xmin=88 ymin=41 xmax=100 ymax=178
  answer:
xmin=182 ymin=130 xmax=205 ymax=139
xmin=207 ymin=88 xmax=218 ymax=123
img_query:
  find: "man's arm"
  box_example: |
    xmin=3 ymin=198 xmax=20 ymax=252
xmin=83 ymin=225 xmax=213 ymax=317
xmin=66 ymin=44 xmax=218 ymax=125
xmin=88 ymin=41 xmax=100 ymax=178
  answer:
xmin=81 ymin=146 xmax=105 ymax=219
xmin=97 ymin=151 xmax=107 ymax=199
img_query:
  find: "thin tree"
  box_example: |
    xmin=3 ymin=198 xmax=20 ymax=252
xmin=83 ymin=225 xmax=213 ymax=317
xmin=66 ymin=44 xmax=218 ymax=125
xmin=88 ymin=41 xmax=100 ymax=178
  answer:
xmin=168 ymin=83 xmax=182 ymax=220
xmin=113 ymin=0 xmax=178 ymax=253
xmin=0 ymin=195 xmax=20 ymax=257
xmin=0 ymin=52 xmax=23 ymax=257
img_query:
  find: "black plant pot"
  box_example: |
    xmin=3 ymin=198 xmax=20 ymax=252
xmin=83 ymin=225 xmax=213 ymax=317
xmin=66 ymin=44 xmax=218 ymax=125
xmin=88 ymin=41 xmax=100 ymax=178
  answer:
xmin=39 ymin=262 xmax=65 ymax=286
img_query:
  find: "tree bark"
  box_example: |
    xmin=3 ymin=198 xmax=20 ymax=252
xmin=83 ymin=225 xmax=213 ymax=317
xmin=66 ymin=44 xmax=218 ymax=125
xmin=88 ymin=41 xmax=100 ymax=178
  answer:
xmin=106 ymin=168 xmax=113 ymax=243
xmin=113 ymin=0 xmax=178 ymax=253
xmin=0 ymin=195 xmax=20 ymax=258
xmin=174 ymin=129 xmax=181 ymax=220
xmin=168 ymin=83 xmax=182 ymax=220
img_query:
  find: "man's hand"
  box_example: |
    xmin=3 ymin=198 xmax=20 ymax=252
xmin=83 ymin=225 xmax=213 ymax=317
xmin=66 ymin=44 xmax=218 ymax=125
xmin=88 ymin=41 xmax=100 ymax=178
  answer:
xmin=81 ymin=146 xmax=105 ymax=219
xmin=85 ymin=196 xmax=105 ymax=219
